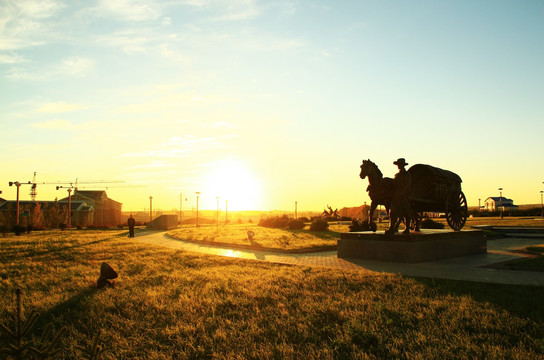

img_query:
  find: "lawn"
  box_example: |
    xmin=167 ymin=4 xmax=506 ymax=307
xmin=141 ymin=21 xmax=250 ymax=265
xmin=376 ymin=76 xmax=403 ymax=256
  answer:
xmin=167 ymin=223 xmax=348 ymax=250
xmin=1 ymin=230 xmax=543 ymax=359
xmin=165 ymin=216 xmax=544 ymax=251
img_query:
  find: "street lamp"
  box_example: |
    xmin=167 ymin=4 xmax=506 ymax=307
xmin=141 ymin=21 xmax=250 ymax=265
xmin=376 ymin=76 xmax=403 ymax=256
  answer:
xmin=498 ymin=188 xmax=503 ymax=219
xmin=56 ymin=185 xmax=76 ymax=228
xmin=179 ymin=192 xmax=187 ymax=227
xmin=540 ymin=190 xmax=543 ymax=218
xmin=216 ymin=196 xmax=220 ymax=227
xmin=295 ymin=201 xmax=298 ymax=219
xmin=9 ymin=181 xmax=22 ymax=225
xmin=195 ymin=192 xmax=200 ymax=227
xmin=149 ymin=196 xmax=153 ymax=223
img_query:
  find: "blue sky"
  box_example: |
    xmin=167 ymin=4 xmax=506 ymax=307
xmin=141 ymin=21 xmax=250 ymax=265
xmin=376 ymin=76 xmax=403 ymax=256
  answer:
xmin=1 ymin=0 xmax=543 ymax=212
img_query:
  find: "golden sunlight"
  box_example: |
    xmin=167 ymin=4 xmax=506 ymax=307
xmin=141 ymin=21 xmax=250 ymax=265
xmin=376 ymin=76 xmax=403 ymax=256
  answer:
xmin=202 ymin=159 xmax=263 ymax=211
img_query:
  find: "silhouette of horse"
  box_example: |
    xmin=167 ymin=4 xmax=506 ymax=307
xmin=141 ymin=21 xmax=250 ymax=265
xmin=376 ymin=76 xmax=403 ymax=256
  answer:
xmin=360 ymin=159 xmax=416 ymax=234
xmin=359 ymin=159 xmax=395 ymax=232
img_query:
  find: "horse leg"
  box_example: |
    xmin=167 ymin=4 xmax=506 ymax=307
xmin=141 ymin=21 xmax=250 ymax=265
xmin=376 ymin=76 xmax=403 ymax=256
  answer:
xmin=385 ymin=207 xmax=398 ymax=235
xmin=368 ymin=202 xmax=378 ymax=232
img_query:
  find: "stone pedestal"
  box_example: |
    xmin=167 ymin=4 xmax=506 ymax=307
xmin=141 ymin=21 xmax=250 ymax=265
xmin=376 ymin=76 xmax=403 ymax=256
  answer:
xmin=338 ymin=229 xmax=486 ymax=263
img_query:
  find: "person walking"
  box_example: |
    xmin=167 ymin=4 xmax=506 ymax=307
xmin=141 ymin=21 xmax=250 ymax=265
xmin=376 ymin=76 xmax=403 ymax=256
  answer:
xmin=128 ymin=214 xmax=136 ymax=238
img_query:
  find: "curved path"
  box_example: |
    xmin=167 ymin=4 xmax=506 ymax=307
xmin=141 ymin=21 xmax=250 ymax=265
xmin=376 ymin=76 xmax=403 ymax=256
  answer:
xmin=134 ymin=231 xmax=544 ymax=286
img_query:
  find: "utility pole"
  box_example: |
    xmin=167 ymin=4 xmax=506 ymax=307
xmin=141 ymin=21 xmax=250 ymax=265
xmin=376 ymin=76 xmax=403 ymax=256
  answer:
xmin=225 ymin=199 xmax=228 ymax=224
xmin=295 ymin=201 xmax=298 ymax=219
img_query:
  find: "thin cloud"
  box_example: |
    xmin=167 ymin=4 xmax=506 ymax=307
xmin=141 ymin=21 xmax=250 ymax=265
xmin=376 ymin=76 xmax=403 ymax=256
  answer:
xmin=0 ymin=0 xmax=64 ymax=50
xmin=94 ymin=0 xmax=162 ymax=22
xmin=118 ymin=135 xmax=222 ymax=159
xmin=5 ymin=56 xmax=95 ymax=81
xmin=29 ymin=119 xmax=72 ymax=129
xmin=37 ymin=102 xmax=88 ymax=113
xmin=0 ymin=53 xmax=28 ymax=64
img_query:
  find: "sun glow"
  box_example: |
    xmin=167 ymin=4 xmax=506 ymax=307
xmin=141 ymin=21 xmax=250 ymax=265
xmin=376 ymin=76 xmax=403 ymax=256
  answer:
xmin=202 ymin=159 xmax=263 ymax=211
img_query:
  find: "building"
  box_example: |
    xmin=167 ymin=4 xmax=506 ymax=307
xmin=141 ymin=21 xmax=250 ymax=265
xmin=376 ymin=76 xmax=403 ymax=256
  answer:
xmin=0 ymin=199 xmax=94 ymax=227
xmin=484 ymin=197 xmax=518 ymax=211
xmin=61 ymin=190 xmax=122 ymax=226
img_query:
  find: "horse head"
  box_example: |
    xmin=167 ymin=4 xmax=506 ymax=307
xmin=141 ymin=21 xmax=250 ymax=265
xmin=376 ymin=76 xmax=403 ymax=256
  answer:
xmin=360 ymin=159 xmax=373 ymax=179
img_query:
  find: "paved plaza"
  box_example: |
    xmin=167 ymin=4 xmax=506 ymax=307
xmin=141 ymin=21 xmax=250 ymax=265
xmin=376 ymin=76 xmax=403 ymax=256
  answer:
xmin=134 ymin=231 xmax=544 ymax=286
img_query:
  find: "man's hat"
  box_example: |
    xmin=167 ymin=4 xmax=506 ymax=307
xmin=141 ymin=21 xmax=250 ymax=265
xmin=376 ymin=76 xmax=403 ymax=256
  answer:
xmin=393 ymin=158 xmax=408 ymax=166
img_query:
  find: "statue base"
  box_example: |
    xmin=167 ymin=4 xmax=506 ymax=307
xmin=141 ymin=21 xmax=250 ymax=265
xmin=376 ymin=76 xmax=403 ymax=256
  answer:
xmin=338 ymin=229 xmax=486 ymax=263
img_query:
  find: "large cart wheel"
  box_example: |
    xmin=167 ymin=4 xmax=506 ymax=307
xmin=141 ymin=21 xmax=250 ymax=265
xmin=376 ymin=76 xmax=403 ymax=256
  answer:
xmin=445 ymin=191 xmax=468 ymax=231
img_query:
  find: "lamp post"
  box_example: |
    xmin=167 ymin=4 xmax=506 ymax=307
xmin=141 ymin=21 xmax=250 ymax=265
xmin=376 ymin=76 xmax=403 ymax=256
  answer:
xmin=225 ymin=199 xmax=228 ymax=224
xmin=179 ymin=192 xmax=187 ymax=227
xmin=216 ymin=196 xmax=220 ymax=227
xmin=56 ymin=185 xmax=75 ymax=228
xmin=9 ymin=181 xmax=22 ymax=225
xmin=195 ymin=192 xmax=200 ymax=227
xmin=498 ymin=188 xmax=503 ymax=219
xmin=149 ymin=196 xmax=153 ymax=223
xmin=540 ymin=190 xmax=543 ymax=218
xmin=295 ymin=201 xmax=298 ymax=219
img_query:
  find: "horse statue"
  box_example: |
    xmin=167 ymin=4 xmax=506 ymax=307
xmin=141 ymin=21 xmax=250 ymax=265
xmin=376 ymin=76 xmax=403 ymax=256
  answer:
xmin=359 ymin=159 xmax=415 ymax=234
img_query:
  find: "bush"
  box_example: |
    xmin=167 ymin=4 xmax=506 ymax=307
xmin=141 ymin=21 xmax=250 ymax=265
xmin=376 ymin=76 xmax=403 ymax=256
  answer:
xmin=349 ymin=220 xmax=372 ymax=232
xmin=309 ymin=218 xmax=329 ymax=231
xmin=12 ymin=225 xmax=26 ymax=236
xmin=287 ymin=218 xmax=306 ymax=230
xmin=420 ymin=218 xmax=445 ymax=229
xmin=259 ymin=215 xmax=290 ymax=229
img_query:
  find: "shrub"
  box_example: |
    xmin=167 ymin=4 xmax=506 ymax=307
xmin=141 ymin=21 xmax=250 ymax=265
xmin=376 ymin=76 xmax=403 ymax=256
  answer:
xmin=259 ymin=215 xmax=290 ymax=229
xmin=286 ymin=218 xmax=306 ymax=230
xmin=349 ymin=220 xmax=372 ymax=232
xmin=420 ymin=218 xmax=445 ymax=229
xmin=12 ymin=225 xmax=26 ymax=236
xmin=309 ymin=218 xmax=329 ymax=231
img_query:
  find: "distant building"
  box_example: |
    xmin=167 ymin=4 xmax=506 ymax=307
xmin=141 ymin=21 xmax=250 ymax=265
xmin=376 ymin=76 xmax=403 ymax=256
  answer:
xmin=61 ymin=190 xmax=122 ymax=226
xmin=0 ymin=190 xmax=122 ymax=228
xmin=0 ymin=199 xmax=94 ymax=227
xmin=484 ymin=197 xmax=518 ymax=211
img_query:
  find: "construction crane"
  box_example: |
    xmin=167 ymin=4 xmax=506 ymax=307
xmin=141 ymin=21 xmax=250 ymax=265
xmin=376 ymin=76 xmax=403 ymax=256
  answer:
xmin=30 ymin=172 xmax=37 ymax=201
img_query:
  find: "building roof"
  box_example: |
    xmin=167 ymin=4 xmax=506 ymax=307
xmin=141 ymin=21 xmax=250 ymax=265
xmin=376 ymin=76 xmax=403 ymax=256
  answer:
xmin=486 ymin=197 xmax=514 ymax=202
xmin=74 ymin=190 xmax=107 ymax=199
xmin=0 ymin=200 xmax=93 ymax=212
xmin=65 ymin=190 xmax=122 ymax=205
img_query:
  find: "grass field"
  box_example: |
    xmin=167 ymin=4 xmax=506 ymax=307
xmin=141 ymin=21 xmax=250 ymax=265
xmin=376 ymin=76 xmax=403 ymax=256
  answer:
xmin=167 ymin=223 xmax=347 ymax=250
xmin=1 ymin=230 xmax=544 ymax=359
xmin=166 ymin=216 xmax=544 ymax=251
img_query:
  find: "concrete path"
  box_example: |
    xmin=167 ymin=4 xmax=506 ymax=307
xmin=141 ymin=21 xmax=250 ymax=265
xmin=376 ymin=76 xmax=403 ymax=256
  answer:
xmin=133 ymin=231 xmax=544 ymax=286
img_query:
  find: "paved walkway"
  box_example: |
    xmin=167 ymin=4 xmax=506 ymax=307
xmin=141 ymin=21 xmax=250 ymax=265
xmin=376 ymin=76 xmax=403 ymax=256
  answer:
xmin=133 ymin=231 xmax=544 ymax=286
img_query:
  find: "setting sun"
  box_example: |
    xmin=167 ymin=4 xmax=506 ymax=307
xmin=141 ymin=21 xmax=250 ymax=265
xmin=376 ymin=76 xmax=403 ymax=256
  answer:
xmin=202 ymin=159 xmax=263 ymax=211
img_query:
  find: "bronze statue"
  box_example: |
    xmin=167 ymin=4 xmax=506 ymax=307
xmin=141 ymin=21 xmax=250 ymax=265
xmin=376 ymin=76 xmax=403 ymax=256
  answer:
xmin=359 ymin=159 xmax=468 ymax=233
xmin=321 ymin=205 xmax=340 ymax=219
xmin=387 ymin=158 xmax=415 ymax=235
xmin=359 ymin=159 xmax=395 ymax=232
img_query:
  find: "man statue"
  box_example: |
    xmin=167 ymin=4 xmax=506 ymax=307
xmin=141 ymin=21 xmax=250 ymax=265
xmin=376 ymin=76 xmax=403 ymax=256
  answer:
xmin=386 ymin=158 xmax=414 ymax=235
xmin=127 ymin=214 xmax=136 ymax=238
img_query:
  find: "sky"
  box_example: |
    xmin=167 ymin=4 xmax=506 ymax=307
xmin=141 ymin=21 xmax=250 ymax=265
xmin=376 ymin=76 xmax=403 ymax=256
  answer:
xmin=1 ymin=0 xmax=543 ymax=212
